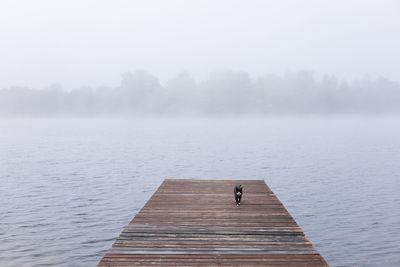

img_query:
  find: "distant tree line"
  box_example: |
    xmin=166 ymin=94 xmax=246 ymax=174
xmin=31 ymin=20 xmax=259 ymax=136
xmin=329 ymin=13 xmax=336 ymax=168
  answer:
xmin=1 ymin=70 xmax=400 ymax=116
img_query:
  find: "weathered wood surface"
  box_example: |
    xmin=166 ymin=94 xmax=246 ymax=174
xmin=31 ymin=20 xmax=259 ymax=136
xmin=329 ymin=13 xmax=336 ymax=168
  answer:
xmin=98 ymin=179 xmax=328 ymax=266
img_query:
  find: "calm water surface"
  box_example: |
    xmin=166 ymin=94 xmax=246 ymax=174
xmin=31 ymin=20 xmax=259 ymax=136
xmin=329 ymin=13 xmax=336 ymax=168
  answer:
xmin=0 ymin=117 xmax=399 ymax=266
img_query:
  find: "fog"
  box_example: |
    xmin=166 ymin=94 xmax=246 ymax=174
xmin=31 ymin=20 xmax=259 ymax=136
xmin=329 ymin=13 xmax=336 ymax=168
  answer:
xmin=1 ymin=70 xmax=399 ymax=116
xmin=1 ymin=0 xmax=399 ymax=116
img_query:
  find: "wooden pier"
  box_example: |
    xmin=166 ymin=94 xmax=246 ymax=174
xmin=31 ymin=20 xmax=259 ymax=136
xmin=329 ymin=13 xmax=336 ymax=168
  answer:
xmin=98 ymin=179 xmax=328 ymax=266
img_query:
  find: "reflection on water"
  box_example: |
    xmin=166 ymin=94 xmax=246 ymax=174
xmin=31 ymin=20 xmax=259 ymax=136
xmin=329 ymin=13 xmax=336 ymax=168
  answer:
xmin=0 ymin=117 xmax=399 ymax=266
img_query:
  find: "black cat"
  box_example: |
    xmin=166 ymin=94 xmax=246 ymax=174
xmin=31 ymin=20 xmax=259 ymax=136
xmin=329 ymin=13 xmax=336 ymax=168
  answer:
xmin=234 ymin=184 xmax=243 ymax=205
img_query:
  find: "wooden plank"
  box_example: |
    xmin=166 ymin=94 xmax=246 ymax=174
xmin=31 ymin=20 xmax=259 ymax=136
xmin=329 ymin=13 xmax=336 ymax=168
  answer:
xmin=98 ymin=179 xmax=329 ymax=266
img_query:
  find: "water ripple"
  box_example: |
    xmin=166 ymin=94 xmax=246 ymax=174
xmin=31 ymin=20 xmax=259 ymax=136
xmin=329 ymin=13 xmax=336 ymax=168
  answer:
xmin=1 ymin=117 xmax=399 ymax=266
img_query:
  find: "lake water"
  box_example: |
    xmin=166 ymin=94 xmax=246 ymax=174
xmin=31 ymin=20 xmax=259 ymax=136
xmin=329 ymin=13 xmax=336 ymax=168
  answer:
xmin=1 ymin=117 xmax=399 ymax=267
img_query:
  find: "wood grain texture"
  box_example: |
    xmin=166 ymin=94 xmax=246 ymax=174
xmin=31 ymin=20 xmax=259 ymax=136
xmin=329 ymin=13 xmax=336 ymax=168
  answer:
xmin=98 ymin=179 xmax=329 ymax=266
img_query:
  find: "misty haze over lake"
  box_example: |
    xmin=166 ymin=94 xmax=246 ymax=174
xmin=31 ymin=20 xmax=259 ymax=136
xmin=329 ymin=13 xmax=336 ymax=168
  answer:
xmin=2 ymin=1 xmax=400 ymax=117
xmin=1 ymin=70 xmax=400 ymax=116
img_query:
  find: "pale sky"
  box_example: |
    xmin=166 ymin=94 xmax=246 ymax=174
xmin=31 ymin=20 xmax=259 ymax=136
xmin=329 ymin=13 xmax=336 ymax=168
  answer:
xmin=1 ymin=0 xmax=399 ymax=89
